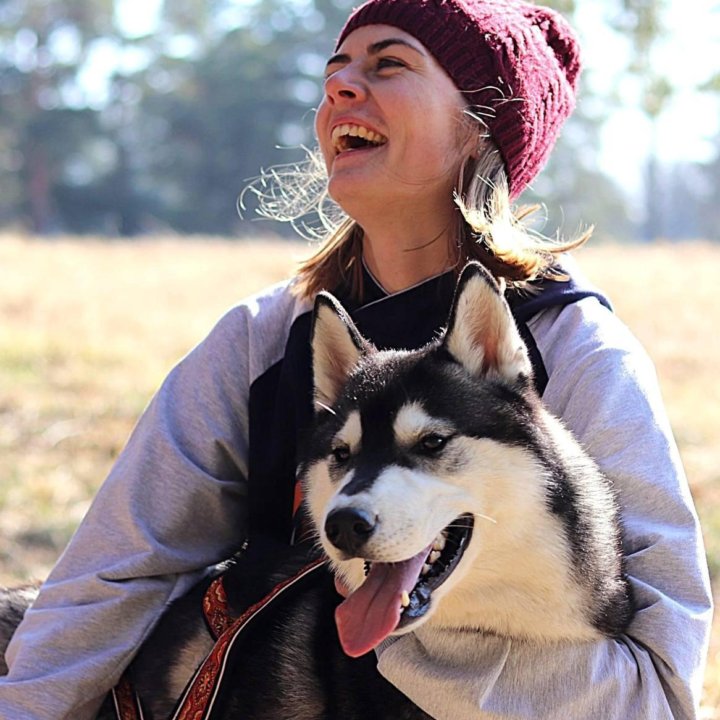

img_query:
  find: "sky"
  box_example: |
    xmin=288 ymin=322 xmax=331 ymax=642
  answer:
xmin=113 ymin=0 xmax=720 ymax=198
xmin=115 ymin=0 xmax=163 ymax=36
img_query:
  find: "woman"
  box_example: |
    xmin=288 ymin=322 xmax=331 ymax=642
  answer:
xmin=0 ymin=0 xmax=711 ymax=718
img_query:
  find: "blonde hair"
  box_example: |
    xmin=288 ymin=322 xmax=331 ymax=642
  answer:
xmin=243 ymin=129 xmax=590 ymax=303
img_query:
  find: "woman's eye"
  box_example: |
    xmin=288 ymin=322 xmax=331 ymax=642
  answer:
xmin=376 ymin=57 xmax=405 ymax=70
xmin=418 ymin=433 xmax=449 ymax=454
xmin=331 ymin=445 xmax=351 ymax=464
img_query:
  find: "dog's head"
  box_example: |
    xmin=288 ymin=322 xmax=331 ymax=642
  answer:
xmin=300 ymin=262 xmax=539 ymax=656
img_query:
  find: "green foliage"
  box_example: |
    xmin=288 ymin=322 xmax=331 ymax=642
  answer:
xmin=0 ymin=0 xmax=116 ymax=231
xmin=0 ymin=0 xmax=717 ymax=239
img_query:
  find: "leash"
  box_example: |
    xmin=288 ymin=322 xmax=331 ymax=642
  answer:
xmin=170 ymin=555 xmax=326 ymax=720
xmin=202 ymin=572 xmax=234 ymax=639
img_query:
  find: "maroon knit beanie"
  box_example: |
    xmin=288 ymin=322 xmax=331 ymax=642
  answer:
xmin=336 ymin=0 xmax=581 ymax=199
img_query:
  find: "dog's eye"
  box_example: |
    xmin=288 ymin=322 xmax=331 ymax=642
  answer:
xmin=418 ymin=433 xmax=449 ymax=454
xmin=331 ymin=444 xmax=351 ymax=464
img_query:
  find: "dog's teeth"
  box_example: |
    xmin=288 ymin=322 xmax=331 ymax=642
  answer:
xmin=400 ymin=590 xmax=410 ymax=608
xmin=432 ymin=535 xmax=446 ymax=552
xmin=429 ymin=550 xmax=442 ymax=564
xmin=422 ymin=563 xmax=432 ymax=576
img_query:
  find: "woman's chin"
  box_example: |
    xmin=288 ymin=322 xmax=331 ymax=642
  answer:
xmin=327 ymin=176 xmax=388 ymax=216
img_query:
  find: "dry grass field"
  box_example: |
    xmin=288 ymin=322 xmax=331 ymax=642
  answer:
xmin=0 ymin=234 xmax=718 ymax=712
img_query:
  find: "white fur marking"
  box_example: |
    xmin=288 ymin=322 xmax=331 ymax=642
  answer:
xmin=393 ymin=403 xmax=455 ymax=446
xmin=337 ymin=411 xmax=361 ymax=452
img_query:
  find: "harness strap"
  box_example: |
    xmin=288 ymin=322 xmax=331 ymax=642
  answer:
xmin=170 ymin=556 xmax=327 ymax=720
xmin=203 ymin=575 xmax=232 ymax=639
xmin=111 ymin=671 xmax=145 ymax=720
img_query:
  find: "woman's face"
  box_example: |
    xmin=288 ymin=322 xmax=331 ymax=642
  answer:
xmin=315 ymin=24 xmax=474 ymax=216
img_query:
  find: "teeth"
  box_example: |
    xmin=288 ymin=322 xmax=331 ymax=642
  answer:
xmin=422 ymin=563 xmax=432 ymax=575
xmin=429 ymin=550 xmax=442 ymax=564
xmin=400 ymin=590 xmax=410 ymax=608
xmin=432 ymin=535 xmax=446 ymax=552
xmin=331 ymin=123 xmax=388 ymax=151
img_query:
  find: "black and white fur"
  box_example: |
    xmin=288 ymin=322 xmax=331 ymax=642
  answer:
xmin=0 ymin=585 xmax=39 ymax=676
xmin=305 ymin=262 xmax=633 ymax=644
xmin=0 ymin=262 xmax=634 ymax=718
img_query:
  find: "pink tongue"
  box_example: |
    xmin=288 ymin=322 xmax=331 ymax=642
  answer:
xmin=335 ymin=544 xmax=431 ymax=657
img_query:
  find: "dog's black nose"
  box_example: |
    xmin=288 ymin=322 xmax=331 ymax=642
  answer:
xmin=325 ymin=508 xmax=376 ymax=555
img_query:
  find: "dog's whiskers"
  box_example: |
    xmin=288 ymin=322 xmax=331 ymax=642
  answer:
xmin=472 ymin=512 xmax=497 ymax=525
xmin=444 ymin=513 xmax=496 ymax=531
xmin=314 ymin=401 xmax=336 ymax=415
xmin=292 ymin=528 xmax=321 ymax=545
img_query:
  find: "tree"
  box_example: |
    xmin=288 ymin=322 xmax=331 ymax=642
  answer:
xmin=0 ymin=0 xmax=117 ymax=232
xmin=518 ymin=0 xmax=633 ymax=242
xmin=610 ymin=0 xmax=672 ymax=240
xmin=696 ymin=136 xmax=720 ymax=241
xmin=105 ymin=0 xmax=355 ymax=234
xmin=1 ymin=0 xmax=713 ymax=240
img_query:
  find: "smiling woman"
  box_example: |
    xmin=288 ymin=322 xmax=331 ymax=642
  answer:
xmin=0 ymin=1 xmax=712 ymax=719
xmin=281 ymin=9 xmax=588 ymax=300
xmin=312 ymin=25 xmax=477 ymax=290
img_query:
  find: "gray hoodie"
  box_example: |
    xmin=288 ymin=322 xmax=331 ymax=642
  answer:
xmin=0 ymin=270 xmax=712 ymax=719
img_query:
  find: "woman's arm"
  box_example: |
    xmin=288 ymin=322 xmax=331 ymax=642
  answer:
xmin=376 ymin=297 xmax=712 ymax=719
xmin=0 ymin=302 xmax=262 ymax=720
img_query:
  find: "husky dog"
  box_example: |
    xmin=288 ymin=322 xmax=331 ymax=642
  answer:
xmin=0 ymin=586 xmax=39 ymax=675
xmin=303 ymin=262 xmax=633 ymax=658
xmin=0 ymin=263 xmax=633 ymax=718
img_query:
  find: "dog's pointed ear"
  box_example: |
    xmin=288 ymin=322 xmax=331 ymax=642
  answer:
xmin=441 ymin=262 xmax=532 ymax=383
xmin=311 ymin=292 xmax=369 ymax=411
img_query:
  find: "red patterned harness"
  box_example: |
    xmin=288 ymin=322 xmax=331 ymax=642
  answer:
xmin=111 ymin=556 xmax=326 ymax=720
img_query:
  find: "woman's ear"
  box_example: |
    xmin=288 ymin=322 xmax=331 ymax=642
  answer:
xmin=459 ymin=115 xmax=482 ymax=161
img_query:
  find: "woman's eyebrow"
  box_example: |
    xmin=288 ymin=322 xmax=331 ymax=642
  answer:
xmin=325 ymin=38 xmax=425 ymax=71
xmin=325 ymin=52 xmax=350 ymax=70
xmin=367 ymin=38 xmax=424 ymax=56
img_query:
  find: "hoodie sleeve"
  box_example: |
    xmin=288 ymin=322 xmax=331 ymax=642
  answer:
xmin=0 ymin=283 xmax=298 ymax=720
xmin=375 ymin=296 xmax=712 ymax=720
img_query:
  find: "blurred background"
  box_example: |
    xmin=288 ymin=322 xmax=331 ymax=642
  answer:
xmin=1 ymin=0 xmax=719 ymax=241
xmin=1 ymin=0 xmax=720 ymax=712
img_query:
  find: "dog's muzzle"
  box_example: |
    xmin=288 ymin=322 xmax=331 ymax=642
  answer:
xmin=331 ymin=513 xmax=475 ymax=657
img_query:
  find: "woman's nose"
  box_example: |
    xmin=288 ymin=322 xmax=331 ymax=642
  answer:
xmin=324 ymin=65 xmax=367 ymax=105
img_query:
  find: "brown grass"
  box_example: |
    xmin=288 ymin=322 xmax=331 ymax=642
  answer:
xmin=0 ymin=235 xmax=717 ymax=711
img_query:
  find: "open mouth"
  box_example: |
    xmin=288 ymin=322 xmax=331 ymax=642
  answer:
xmin=396 ymin=513 xmax=474 ymax=628
xmin=334 ymin=513 xmax=474 ymax=657
xmin=331 ymin=123 xmax=388 ymax=154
